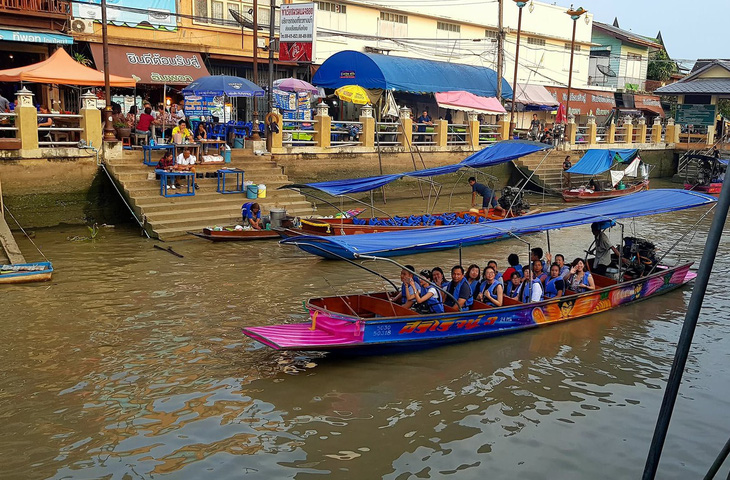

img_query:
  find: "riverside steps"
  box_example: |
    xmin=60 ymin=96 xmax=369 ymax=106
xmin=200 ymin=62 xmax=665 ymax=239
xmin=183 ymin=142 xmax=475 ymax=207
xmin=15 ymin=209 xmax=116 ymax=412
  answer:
xmin=104 ymin=149 xmax=313 ymax=240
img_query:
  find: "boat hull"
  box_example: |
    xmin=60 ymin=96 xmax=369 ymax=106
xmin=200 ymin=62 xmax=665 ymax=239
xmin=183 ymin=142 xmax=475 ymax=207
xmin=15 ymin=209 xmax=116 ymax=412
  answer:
xmin=0 ymin=261 xmax=53 ymax=284
xmin=243 ymin=263 xmax=694 ymax=352
xmin=190 ymin=228 xmax=281 ymax=242
xmin=562 ymin=180 xmax=649 ymax=202
xmin=684 ymin=183 xmax=722 ymax=194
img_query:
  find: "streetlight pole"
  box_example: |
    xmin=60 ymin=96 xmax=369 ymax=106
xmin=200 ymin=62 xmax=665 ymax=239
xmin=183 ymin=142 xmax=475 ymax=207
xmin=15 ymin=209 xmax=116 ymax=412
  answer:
xmin=250 ymin=0 xmax=261 ymax=140
xmin=565 ymin=6 xmax=587 ymax=123
xmin=509 ymin=0 xmax=527 ymax=137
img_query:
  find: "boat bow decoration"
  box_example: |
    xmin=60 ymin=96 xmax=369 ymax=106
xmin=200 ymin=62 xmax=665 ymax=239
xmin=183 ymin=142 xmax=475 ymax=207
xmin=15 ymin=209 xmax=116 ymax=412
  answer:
xmin=281 ymin=189 xmax=716 ymax=259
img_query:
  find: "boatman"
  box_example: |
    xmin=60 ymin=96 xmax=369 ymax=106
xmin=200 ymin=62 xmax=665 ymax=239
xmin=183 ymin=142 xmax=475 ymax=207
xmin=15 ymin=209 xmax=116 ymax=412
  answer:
xmin=468 ymin=177 xmax=503 ymax=214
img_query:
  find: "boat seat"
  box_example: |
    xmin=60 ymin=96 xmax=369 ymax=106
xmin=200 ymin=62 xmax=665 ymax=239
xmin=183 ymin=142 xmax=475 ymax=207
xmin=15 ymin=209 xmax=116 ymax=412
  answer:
xmin=501 ymin=296 xmax=523 ymax=306
xmin=591 ymin=273 xmax=618 ymax=288
xmin=442 ymin=304 xmax=460 ymax=313
xmin=360 ymin=296 xmax=417 ymax=317
xmin=471 ymin=300 xmax=492 ymax=310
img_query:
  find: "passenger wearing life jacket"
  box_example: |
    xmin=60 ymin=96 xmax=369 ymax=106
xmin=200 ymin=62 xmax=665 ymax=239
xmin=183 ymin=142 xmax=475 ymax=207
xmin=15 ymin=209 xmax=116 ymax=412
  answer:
xmin=521 ymin=269 xmax=544 ymax=303
xmin=532 ymin=259 xmax=548 ymax=285
xmin=524 ymin=247 xmax=546 ymax=274
xmin=503 ymin=253 xmax=523 ymax=282
xmin=242 ymin=202 xmax=263 ymax=230
xmin=390 ymin=265 xmax=418 ymax=309
xmin=465 ymin=264 xmax=481 ymax=298
xmin=504 ymin=271 xmax=523 ymax=300
xmin=476 ymin=266 xmax=503 ymax=307
xmin=543 ymin=263 xmax=566 ymax=299
xmin=411 ymin=269 xmax=445 ymax=314
xmin=445 ymin=265 xmax=473 ymax=311
xmin=486 ymin=260 xmax=503 ymax=286
xmin=564 ymin=258 xmax=595 ymax=292
xmin=554 ymin=254 xmax=570 ymax=277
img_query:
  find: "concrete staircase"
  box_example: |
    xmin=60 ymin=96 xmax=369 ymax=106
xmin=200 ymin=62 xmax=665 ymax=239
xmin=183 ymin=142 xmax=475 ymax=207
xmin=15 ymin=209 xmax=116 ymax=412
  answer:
xmin=512 ymin=151 xmax=568 ymax=195
xmin=105 ymin=149 xmax=313 ymax=240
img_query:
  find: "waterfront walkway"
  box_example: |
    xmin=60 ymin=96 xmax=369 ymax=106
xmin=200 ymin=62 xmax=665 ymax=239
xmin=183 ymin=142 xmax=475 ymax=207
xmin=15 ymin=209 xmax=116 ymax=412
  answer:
xmin=105 ymin=150 xmax=313 ymax=241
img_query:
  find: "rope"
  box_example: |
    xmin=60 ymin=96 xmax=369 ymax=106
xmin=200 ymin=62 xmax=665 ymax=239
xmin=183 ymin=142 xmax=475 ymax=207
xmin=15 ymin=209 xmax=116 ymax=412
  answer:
xmin=3 ymin=204 xmax=49 ymax=262
xmin=99 ymin=163 xmax=150 ymax=238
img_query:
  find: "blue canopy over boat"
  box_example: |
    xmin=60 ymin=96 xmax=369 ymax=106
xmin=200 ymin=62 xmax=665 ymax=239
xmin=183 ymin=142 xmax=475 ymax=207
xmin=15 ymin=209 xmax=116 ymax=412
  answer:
xmin=281 ymin=189 xmax=716 ymax=259
xmin=567 ymin=149 xmax=639 ymax=175
xmin=284 ymin=140 xmax=550 ymax=196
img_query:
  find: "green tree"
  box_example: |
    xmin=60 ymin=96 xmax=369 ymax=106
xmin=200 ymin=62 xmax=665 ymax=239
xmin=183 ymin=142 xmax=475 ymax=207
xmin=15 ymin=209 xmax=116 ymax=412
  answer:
xmin=718 ymin=99 xmax=730 ymax=120
xmin=647 ymin=48 xmax=677 ymax=82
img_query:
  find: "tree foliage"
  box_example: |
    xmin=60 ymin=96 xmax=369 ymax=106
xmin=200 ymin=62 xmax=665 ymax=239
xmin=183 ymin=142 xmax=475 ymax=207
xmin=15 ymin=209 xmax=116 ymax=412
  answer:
xmin=647 ymin=48 xmax=677 ymax=82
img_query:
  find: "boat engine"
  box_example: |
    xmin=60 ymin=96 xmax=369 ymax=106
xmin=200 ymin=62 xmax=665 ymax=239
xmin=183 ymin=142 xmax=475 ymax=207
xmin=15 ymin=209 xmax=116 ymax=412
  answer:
xmin=498 ymin=186 xmax=530 ymax=215
xmin=620 ymin=236 xmax=658 ymax=279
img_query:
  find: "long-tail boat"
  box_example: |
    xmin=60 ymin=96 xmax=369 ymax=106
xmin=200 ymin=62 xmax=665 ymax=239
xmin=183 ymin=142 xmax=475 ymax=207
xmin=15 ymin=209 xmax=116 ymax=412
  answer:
xmin=243 ymin=190 xmax=715 ymax=353
xmin=0 ymin=261 xmax=53 ymax=284
xmin=562 ymin=149 xmax=651 ymax=202
xmin=682 ymin=154 xmax=725 ymax=194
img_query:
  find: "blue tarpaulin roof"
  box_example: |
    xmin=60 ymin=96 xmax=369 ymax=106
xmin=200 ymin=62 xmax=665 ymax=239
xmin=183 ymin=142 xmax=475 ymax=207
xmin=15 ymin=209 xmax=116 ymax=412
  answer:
xmin=312 ymin=50 xmax=513 ymax=99
xmin=281 ymin=190 xmax=716 ymax=259
xmin=284 ymin=140 xmax=549 ymax=196
xmin=567 ymin=149 xmax=639 ymax=175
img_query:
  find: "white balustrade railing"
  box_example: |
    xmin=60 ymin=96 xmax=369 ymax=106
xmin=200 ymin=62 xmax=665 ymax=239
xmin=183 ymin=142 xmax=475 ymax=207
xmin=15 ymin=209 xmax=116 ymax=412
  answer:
xmin=375 ymin=122 xmax=401 ymax=146
xmin=595 ymin=126 xmax=607 ymax=144
xmin=446 ymin=123 xmax=469 ymax=146
xmin=331 ymin=120 xmax=363 ymax=146
xmin=0 ymin=112 xmax=17 ymax=138
xmin=574 ymin=126 xmax=589 ymax=144
xmin=38 ymin=113 xmax=83 ymax=147
xmin=412 ymin=123 xmax=436 ymax=145
xmin=478 ymin=124 xmax=500 ymax=145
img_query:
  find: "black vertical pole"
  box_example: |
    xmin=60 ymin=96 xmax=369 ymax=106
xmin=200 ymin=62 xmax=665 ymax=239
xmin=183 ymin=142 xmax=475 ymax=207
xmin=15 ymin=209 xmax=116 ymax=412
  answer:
xmin=642 ymin=184 xmax=730 ymax=479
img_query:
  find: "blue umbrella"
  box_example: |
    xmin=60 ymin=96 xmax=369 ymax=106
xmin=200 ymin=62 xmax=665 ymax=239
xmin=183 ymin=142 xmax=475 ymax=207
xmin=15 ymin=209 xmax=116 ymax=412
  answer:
xmin=181 ymin=75 xmax=264 ymax=97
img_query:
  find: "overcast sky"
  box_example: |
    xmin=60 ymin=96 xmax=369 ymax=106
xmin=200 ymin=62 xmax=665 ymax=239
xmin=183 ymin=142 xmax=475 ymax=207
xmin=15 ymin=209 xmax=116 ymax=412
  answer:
xmin=578 ymin=0 xmax=723 ymax=62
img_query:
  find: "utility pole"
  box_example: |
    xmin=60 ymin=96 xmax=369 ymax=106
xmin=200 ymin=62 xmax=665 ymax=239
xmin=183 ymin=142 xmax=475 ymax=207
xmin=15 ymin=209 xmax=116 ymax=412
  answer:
xmin=100 ymin=0 xmax=116 ymax=141
xmin=251 ymin=0 xmax=261 ymax=140
xmin=496 ymin=0 xmax=504 ymax=101
xmin=268 ymin=0 xmax=275 ymax=113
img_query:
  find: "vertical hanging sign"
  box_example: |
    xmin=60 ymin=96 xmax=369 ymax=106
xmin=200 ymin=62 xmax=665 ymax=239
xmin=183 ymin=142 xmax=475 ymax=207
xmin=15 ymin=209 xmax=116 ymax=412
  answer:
xmin=278 ymin=2 xmax=316 ymax=63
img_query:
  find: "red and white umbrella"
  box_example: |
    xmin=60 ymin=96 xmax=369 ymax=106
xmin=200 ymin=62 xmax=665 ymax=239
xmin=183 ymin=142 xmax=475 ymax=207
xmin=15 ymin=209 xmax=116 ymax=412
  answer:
xmin=555 ymin=103 xmax=567 ymax=124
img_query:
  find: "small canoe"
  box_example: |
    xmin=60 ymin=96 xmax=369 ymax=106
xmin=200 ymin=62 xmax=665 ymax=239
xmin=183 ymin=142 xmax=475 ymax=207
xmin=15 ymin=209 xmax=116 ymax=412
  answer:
xmin=684 ymin=183 xmax=722 ymax=194
xmin=243 ymin=263 xmax=694 ymax=353
xmin=189 ymin=228 xmax=282 ymax=242
xmin=278 ymin=208 xmax=541 ymax=237
xmin=0 ymin=261 xmax=53 ymax=284
xmin=562 ymin=180 xmax=649 ymax=202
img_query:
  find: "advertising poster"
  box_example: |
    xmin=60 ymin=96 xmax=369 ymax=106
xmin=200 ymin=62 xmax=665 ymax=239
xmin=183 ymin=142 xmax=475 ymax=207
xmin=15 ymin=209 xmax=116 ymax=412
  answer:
xmin=279 ymin=2 xmax=316 ymax=62
xmin=72 ymin=0 xmax=177 ymax=31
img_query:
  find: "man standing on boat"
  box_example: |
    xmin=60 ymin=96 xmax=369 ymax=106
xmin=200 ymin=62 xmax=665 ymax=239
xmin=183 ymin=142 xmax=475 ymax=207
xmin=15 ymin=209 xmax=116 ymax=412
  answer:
xmin=591 ymin=223 xmax=621 ymax=276
xmin=563 ymin=155 xmax=572 ymax=189
xmin=468 ymin=177 xmax=503 ymax=214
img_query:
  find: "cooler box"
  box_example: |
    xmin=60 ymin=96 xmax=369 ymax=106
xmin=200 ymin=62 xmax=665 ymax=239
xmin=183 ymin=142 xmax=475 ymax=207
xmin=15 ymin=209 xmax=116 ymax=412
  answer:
xmin=223 ymin=149 xmax=231 ymax=163
xmin=234 ymin=137 xmax=245 ymax=149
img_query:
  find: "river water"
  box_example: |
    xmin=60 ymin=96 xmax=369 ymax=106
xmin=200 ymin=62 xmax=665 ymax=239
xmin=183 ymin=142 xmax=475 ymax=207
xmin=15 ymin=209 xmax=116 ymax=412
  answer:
xmin=2 ymin=187 xmax=730 ymax=479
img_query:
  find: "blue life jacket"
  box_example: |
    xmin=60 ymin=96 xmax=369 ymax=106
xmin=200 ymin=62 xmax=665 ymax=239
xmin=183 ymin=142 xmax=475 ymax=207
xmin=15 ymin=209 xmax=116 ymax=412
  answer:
xmin=522 ymin=279 xmax=543 ymax=303
xmin=513 ymin=265 xmax=524 ymax=277
xmin=494 ymin=272 xmax=503 ymax=285
xmin=536 ymin=272 xmax=548 ymax=285
xmin=400 ymin=283 xmax=415 ymax=305
xmin=423 ymin=286 xmax=445 ymax=313
xmin=544 ymin=276 xmax=562 ymax=299
xmin=447 ymin=278 xmax=473 ymax=311
xmin=467 ymin=279 xmax=480 ymax=297
xmin=241 ymin=202 xmax=261 ymax=220
xmin=505 ymin=281 xmax=520 ymax=298
xmin=559 ymin=265 xmax=570 ymax=277
xmin=481 ymin=280 xmax=501 ymax=307
xmin=574 ymin=272 xmax=592 ymax=292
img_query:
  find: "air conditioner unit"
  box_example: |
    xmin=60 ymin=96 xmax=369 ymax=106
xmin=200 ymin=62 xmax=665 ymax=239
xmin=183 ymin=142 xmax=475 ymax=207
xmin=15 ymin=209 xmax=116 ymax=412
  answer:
xmin=71 ymin=19 xmax=95 ymax=34
xmin=257 ymin=37 xmax=267 ymax=49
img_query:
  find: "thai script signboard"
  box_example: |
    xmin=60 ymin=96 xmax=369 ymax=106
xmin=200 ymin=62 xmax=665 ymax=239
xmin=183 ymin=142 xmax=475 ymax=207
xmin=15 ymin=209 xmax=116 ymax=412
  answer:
xmin=279 ymin=2 xmax=316 ymax=62
xmin=675 ymin=104 xmax=716 ymax=126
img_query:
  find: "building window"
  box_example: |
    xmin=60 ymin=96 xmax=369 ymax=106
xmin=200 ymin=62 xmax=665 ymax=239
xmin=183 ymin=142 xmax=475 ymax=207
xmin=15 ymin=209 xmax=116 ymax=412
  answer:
xmin=527 ymin=37 xmax=546 ymax=46
xmin=437 ymin=21 xmax=460 ymax=33
xmin=484 ymin=29 xmax=498 ymax=40
xmin=317 ymin=1 xmax=347 ymax=32
xmin=193 ymin=0 xmax=277 ymax=28
xmin=380 ymin=12 xmax=407 ymax=24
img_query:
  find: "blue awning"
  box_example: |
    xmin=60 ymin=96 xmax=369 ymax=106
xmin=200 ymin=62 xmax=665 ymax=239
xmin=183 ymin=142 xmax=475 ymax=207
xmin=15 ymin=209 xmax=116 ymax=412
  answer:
xmin=0 ymin=28 xmax=73 ymax=45
xmin=281 ymin=190 xmax=716 ymax=259
xmin=283 ymin=140 xmax=550 ymax=195
xmin=567 ymin=149 xmax=639 ymax=175
xmin=312 ymin=50 xmax=513 ymax=100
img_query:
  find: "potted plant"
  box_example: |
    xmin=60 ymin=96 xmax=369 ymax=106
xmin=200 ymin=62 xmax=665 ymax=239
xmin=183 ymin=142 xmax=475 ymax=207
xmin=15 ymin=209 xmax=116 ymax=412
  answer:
xmin=114 ymin=120 xmax=131 ymax=140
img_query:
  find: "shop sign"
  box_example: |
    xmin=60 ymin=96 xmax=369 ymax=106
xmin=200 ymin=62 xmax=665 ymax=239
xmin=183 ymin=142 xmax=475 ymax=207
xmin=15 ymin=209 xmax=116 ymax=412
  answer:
xmin=279 ymin=3 xmax=316 ymax=62
xmin=0 ymin=28 xmax=73 ymax=45
xmin=675 ymin=104 xmax=715 ymax=126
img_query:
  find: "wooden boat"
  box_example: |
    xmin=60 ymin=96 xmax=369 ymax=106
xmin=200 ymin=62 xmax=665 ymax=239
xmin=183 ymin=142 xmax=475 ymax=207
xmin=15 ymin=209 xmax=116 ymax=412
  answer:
xmin=189 ymin=228 xmax=282 ymax=242
xmin=0 ymin=261 xmax=53 ymax=284
xmin=279 ymin=208 xmax=540 ymax=238
xmin=562 ymin=180 xmax=649 ymax=202
xmin=242 ymin=263 xmax=695 ymax=353
xmin=684 ymin=182 xmax=722 ymax=194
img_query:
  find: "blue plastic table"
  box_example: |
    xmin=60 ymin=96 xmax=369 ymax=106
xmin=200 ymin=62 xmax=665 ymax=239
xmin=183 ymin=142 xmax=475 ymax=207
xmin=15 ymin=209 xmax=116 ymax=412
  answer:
xmin=143 ymin=144 xmax=174 ymax=166
xmin=156 ymin=170 xmax=195 ymax=197
xmin=217 ymin=168 xmax=245 ymax=194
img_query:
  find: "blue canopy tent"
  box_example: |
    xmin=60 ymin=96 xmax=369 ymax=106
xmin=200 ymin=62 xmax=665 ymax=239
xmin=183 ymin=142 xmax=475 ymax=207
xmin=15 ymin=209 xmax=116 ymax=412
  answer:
xmin=280 ymin=190 xmax=716 ymax=259
xmin=312 ymin=50 xmax=513 ymax=99
xmin=567 ymin=149 xmax=639 ymax=175
xmin=283 ymin=140 xmax=549 ymax=195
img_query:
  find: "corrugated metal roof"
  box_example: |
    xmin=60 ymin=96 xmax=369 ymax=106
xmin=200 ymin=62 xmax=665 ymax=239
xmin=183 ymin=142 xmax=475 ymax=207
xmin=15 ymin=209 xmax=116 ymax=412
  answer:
xmin=593 ymin=22 xmax=662 ymax=49
xmin=655 ymin=79 xmax=730 ymax=95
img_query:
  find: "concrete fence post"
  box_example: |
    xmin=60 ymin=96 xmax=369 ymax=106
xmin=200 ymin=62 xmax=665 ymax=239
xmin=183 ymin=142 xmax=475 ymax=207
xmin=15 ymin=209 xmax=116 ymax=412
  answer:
xmin=434 ymin=119 xmax=448 ymax=148
xmin=16 ymin=87 xmax=38 ymax=151
xmin=624 ymin=116 xmax=634 ymax=144
xmin=314 ymin=103 xmax=331 ymax=149
xmin=637 ymin=116 xmax=647 ymax=144
xmin=269 ymin=108 xmax=283 ymax=150
xmin=398 ymin=107 xmax=412 ymax=148
xmin=360 ymin=104 xmax=375 ymax=148
xmin=666 ymin=118 xmax=679 ymax=144
xmin=587 ymin=113 xmax=597 ymax=145
xmin=80 ymin=90 xmax=102 ymax=149
xmin=499 ymin=117 xmax=510 ymax=140
xmin=467 ymin=112 xmax=480 ymax=149
xmin=651 ymin=117 xmax=662 ymax=144
xmin=565 ymin=115 xmax=576 ymax=145
xmin=607 ymin=121 xmax=616 ymax=144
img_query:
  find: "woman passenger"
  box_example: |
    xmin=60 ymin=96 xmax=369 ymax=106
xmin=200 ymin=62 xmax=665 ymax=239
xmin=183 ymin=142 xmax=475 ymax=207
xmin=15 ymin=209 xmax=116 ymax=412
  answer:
xmin=487 ymin=260 xmax=503 ymax=285
xmin=504 ymin=271 xmax=523 ymax=300
xmin=410 ymin=270 xmax=445 ymax=314
xmin=431 ymin=267 xmax=448 ymax=288
xmin=543 ymin=263 xmax=565 ymax=299
xmin=465 ymin=264 xmax=481 ymax=298
xmin=564 ymin=258 xmax=595 ymax=292
xmin=476 ymin=266 xmax=503 ymax=307
xmin=532 ymin=259 xmax=548 ymax=285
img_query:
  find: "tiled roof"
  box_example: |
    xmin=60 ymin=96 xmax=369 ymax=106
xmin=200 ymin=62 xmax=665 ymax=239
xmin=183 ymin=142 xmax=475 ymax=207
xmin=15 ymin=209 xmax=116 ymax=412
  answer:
xmin=655 ymin=78 xmax=730 ymax=95
xmin=692 ymin=59 xmax=730 ymax=73
xmin=593 ymin=22 xmax=662 ymax=49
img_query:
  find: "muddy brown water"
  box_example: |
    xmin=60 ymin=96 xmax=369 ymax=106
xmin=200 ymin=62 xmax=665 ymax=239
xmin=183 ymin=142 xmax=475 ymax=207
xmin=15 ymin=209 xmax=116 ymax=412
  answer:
xmin=2 ymin=186 xmax=730 ymax=479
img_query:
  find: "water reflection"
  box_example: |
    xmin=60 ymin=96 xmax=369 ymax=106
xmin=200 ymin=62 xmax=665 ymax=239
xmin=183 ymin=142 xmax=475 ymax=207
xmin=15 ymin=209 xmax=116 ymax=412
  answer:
xmin=1 ymin=189 xmax=729 ymax=479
